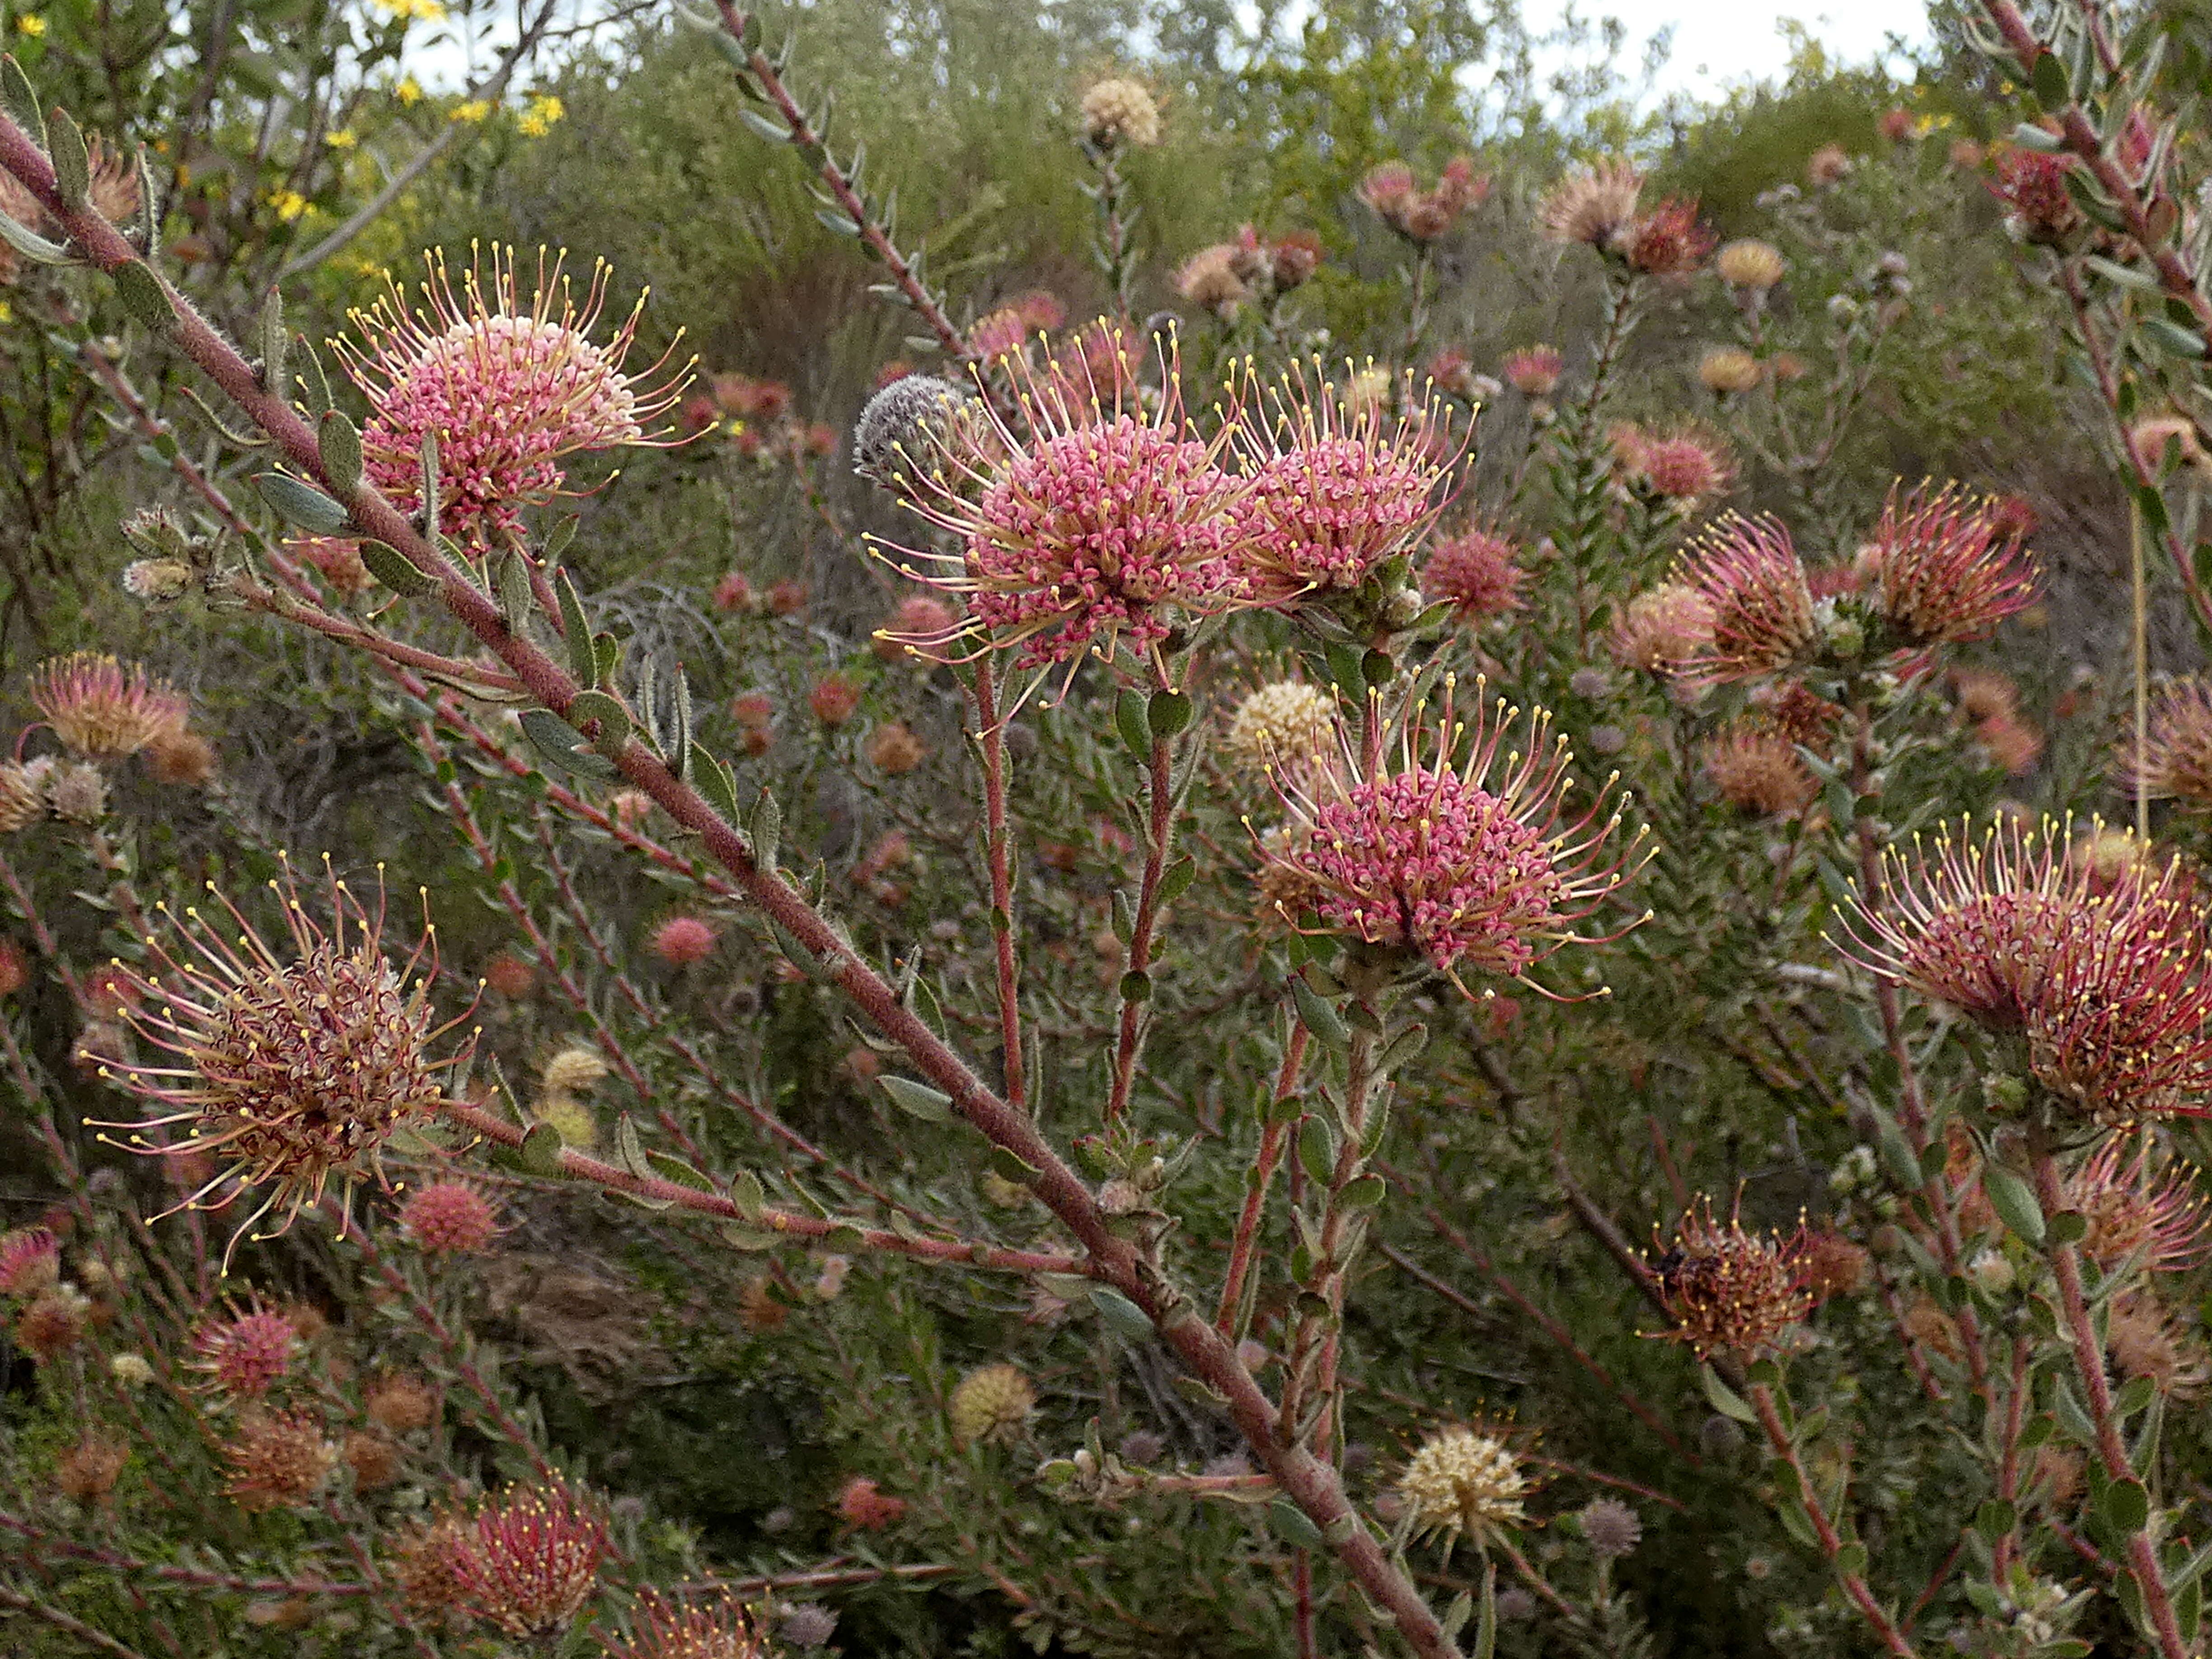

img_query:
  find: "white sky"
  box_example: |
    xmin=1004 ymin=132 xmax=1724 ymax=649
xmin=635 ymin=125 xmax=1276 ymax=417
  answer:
xmin=1567 ymin=0 xmax=1933 ymax=98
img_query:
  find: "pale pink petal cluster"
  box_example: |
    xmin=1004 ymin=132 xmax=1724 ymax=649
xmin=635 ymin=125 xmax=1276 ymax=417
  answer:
xmin=335 ymin=244 xmax=689 ymax=543
xmin=1255 ymin=676 xmax=1648 ymax=995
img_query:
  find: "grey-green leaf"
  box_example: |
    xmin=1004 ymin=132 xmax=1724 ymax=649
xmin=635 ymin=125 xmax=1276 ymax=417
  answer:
xmin=253 ymin=473 xmax=350 ymax=534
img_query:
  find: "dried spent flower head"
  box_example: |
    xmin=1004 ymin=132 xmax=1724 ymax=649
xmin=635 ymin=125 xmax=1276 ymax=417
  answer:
xmin=90 ymin=860 xmax=471 ymax=1266
xmin=123 ymin=558 xmax=195 ymax=605
xmin=2121 ymin=679 xmax=2212 ymax=807
xmin=1174 ymin=244 xmax=1250 ymax=316
xmin=31 ymin=652 xmax=188 ymax=760
xmin=57 ymin=1432 xmax=128 ymax=1504
xmin=14 ymin=1285 xmax=89 ymax=1362
xmin=223 ymin=1407 xmax=336 ymax=1511
xmin=2066 ymin=1136 xmax=2210 ymax=1273
xmin=1706 ymin=722 xmax=1817 ymax=816
xmin=1425 ymin=528 xmax=1526 ymax=623
xmin=111 ymin=1352 xmax=155 ymax=1387
xmin=1841 ymin=817 xmax=2212 ymax=1125
xmin=333 ymin=244 xmax=688 ymax=544
xmin=1800 ymin=1231 xmax=1871 ymax=1298
xmin=451 ymin=1481 xmax=610 ymax=1639
xmin=1226 ymin=681 xmax=1336 ymax=778
xmin=343 ymin=1430 xmax=402 ymax=1491
xmin=878 ymin=333 xmax=1250 ymax=674
xmin=1861 ymin=481 xmax=2039 ymax=646
xmin=834 ymin=1475 xmax=906 ymax=1530
xmin=1580 ymin=1497 xmax=1643 ymax=1558
xmin=401 ymin=1179 xmax=503 ymax=1254
xmin=2108 ymin=1290 xmax=2209 ymax=1398
xmin=45 ymin=761 xmax=109 ymax=826
xmin=0 ymin=1227 xmax=61 ymax=1297
xmin=1698 ymin=347 xmax=1763 ymax=396
xmin=1254 ymin=676 xmax=1649 ymax=998
xmin=948 ymin=1362 xmax=1037 ymax=1445
xmin=1080 ymin=77 xmax=1161 ymax=148
xmin=0 ymin=760 xmax=49 ymax=833
xmin=864 ymin=721 xmax=929 ymax=775
xmin=649 ymin=915 xmax=718 ymax=967
xmin=366 ymin=1371 xmax=439 ymax=1433
xmin=192 ymin=1299 xmax=299 ymax=1398
xmin=392 ymin=1516 xmax=472 ymax=1617
xmin=1540 ymin=161 xmax=1644 ymax=249
xmin=782 ymin=1603 xmax=840 ymax=1649
xmin=852 ymin=374 xmax=976 ymax=493
xmin=1716 ymin=238 xmax=1787 ymax=289
xmin=1673 ymin=517 xmax=1817 ymax=680
xmin=608 ymin=1589 xmax=778 ymax=1659
xmin=1238 ymin=365 xmax=1460 ymax=606
xmin=1398 ymin=1426 xmax=1530 ymax=1548
xmin=145 ymin=728 xmax=217 ymax=787
xmin=1501 ymin=346 xmax=1564 ymax=397
xmin=1653 ymin=1195 xmax=1817 ymax=1359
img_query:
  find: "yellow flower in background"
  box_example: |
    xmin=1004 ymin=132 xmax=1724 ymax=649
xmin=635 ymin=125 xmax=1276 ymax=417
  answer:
xmin=369 ymin=0 xmax=445 ymax=20
xmin=324 ymin=128 xmax=358 ymax=149
xmin=516 ymin=94 xmax=564 ymax=138
xmin=0 ymin=299 xmax=14 ymax=324
xmin=15 ymin=14 xmax=45 ymax=34
xmin=449 ymin=99 xmax=491 ymax=124
xmin=267 ymin=189 xmax=309 ymax=222
xmin=394 ymin=75 xmax=423 ymax=105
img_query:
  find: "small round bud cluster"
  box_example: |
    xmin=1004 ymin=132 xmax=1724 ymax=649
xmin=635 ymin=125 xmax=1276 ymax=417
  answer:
xmin=58 ymin=1433 xmax=130 ymax=1504
xmin=1226 ymin=680 xmax=1334 ymax=777
xmin=345 ymin=1430 xmax=403 ymax=1490
xmin=1397 ymin=1426 xmax=1530 ymax=1547
xmin=1612 ymin=583 xmax=1715 ymax=675
xmin=948 ymin=1362 xmax=1037 ymax=1445
xmin=111 ymin=1352 xmax=155 ymax=1387
xmin=1579 ymin=1497 xmax=1643 ymax=1558
xmin=649 ymin=914 xmax=718 ymax=967
xmin=1539 ymin=161 xmax=1644 ymax=250
xmin=401 ymin=1179 xmax=504 ymax=1255
xmin=865 ymin=722 xmax=928 ymax=775
xmin=810 ymin=674 xmax=862 ymax=726
xmin=15 ymin=1284 xmax=90 ymax=1362
xmin=1079 ymin=77 xmax=1161 ymax=149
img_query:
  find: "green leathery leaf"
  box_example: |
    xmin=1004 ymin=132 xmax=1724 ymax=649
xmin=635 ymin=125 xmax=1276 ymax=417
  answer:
xmin=254 ymin=473 xmax=350 ymax=534
xmin=1980 ymin=1159 xmax=2045 ymax=1245
xmin=555 ymin=569 xmax=595 ymax=684
xmin=358 ymin=540 xmax=438 ymax=596
xmin=1701 ymin=1364 xmax=1758 ymax=1424
xmin=47 ymin=105 xmax=87 ymax=204
xmin=316 ymin=409 xmax=362 ymax=496
xmin=0 ymin=57 xmax=47 ymax=152
xmin=878 ymin=1075 xmax=953 ymax=1124
xmin=112 ymin=261 xmax=175 ymax=331
xmin=1089 ymin=1286 xmax=1154 ymax=1340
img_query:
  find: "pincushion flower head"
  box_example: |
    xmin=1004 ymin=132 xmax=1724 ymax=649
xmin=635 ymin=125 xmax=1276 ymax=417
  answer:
xmin=876 ymin=332 xmax=1250 ymax=680
xmin=192 ymin=1297 xmax=298 ymax=1397
xmin=89 ymin=857 xmax=474 ymax=1265
xmin=450 ymin=1480 xmax=609 ymax=1639
xmin=31 ymin=653 xmax=188 ymax=760
xmin=2124 ymin=678 xmax=2212 ymax=807
xmin=1397 ymin=1425 xmax=1530 ymax=1549
xmin=2065 ymin=1136 xmax=2210 ymax=1274
xmin=1539 ymin=160 xmax=1644 ymax=250
xmin=1672 ymin=516 xmax=1818 ymax=681
xmin=1425 ymin=528 xmax=1525 ymax=623
xmin=609 ymin=1589 xmax=776 ymax=1659
xmin=334 ymin=244 xmax=689 ymax=544
xmin=1225 ymin=680 xmax=1335 ymax=778
xmin=1652 ymin=1195 xmax=1818 ymax=1358
xmin=1254 ymin=675 xmax=1650 ymax=999
xmin=1227 ymin=363 xmax=1461 ymax=603
xmin=1858 ymin=481 xmax=2039 ymax=647
xmin=1840 ymin=817 xmax=2212 ymax=1125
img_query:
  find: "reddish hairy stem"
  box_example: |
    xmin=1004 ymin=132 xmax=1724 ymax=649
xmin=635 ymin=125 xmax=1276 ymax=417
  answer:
xmin=1215 ymin=1021 xmax=1306 ymax=1333
xmin=1107 ymin=733 xmax=1180 ymax=1125
xmin=973 ymin=660 xmax=1026 ymax=1111
xmin=2029 ymin=1145 xmax=2190 ymax=1659
xmin=1746 ymin=1383 xmax=1917 ymax=1657
xmin=0 ymin=120 xmax=1456 ymax=1659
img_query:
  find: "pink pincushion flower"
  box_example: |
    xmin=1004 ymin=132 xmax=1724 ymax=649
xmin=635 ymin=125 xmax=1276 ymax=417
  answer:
xmin=1841 ymin=818 xmax=2212 ymax=1125
xmin=650 ymin=915 xmax=717 ymax=967
xmin=88 ymin=860 xmax=473 ymax=1266
xmin=0 ymin=1227 xmax=61 ymax=1297
xmin=1991 ymin=147 xmax=2080 ymax=244
xmin=1425 ymin=529 xmax=1525 ymax=622
xmin=401 ymin=1180 xmax=503 ymax=1254
xmin=193 ymin=1300 xmax=298 ymax=1398
xmin=1256 ymin=677 xmax=1648 ymax=996
xmin=335 ymin=245 xmax=689 ymax=544
xmin=450 ymin=1481 xmax=609 ymax=1640
xmin=879 ymin=338 xmax=1248 ymax=674
xmin=1860 ymin=481 xmax=2040 ymax=646
xmin=1623 ymin=198 xmax=1714 ymax=276
xmin=1502 ymin=346 xmax=1563 ymax=397
xmin=1639 ymin=432 xmax=1734 ymax=502
xmin=1228 ymin=370 xmax=1459 ymax=602
xmin=1673 ymin=516 xmax=1817 ymax=680
xmin=2067 ymin=1137 xmax=2210 ymax=1273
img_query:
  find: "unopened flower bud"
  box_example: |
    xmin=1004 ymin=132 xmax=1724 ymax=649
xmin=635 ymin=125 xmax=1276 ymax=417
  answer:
xmin=1381 ymin=586 xmax=1426 ymax=629
xmin=123 ymin=558 xmax=194 ymax=605
xmin=1968 ymin=1249 xmax=2015 ymax=1295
